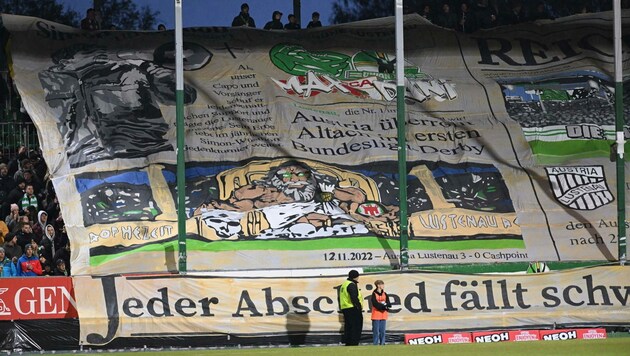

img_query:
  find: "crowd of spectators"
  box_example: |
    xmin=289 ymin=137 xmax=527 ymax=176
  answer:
xmin=406 ymin=0 xmax=625 ymax=32
xmin=0 ymin=146 xmax=70 ymax=277
xmin=228 ymin=1 xmax=623 ymax=34
xmin=80 ymin=1 xmax=625 ymax=34
xmin=232 ymin=3 xmax=322 ymax=30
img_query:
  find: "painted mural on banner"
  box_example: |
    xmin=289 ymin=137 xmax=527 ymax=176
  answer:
xmin=73 ymin=266 xmax=630 ymax=345
xmin=2 ymin=12 xmax=629 ymax=275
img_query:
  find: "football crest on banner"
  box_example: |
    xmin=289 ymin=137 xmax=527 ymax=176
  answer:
xmin=545 ymin=166 xmax=613 ymax=210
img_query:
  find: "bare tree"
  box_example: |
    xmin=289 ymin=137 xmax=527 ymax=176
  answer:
xmin=0 ymin=0 xmax=79 ymax=27
xmin=96 ymin=0 xmax=160 ymax=30
xmin=331 ymin=0 xmax=426 ymax=24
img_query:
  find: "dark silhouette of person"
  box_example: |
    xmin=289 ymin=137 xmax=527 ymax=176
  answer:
xmin=306 ymin=12 xmax=322 ymax=28
xmin=435 ymin=3 xmax=458 ymax=29
xmin=285 ymin=14 xmax=301 ymax=30
xmin=264 ymin=11 xmax=284 ymax=30
xmin=472 ymin=0 xmax=498 ymax=29
xmin=500 ymin=1 xmax=527 ymax=25
xmin=286 ymin=301 xmax=311 ymax=346
xmin=80 ymin=8 xmax=100 ymax=31
xmin=232 ymin=3 xmax=256 ymax=27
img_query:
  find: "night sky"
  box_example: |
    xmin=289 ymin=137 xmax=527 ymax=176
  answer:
xmin=60 ymin=0 xmax=335 ymax=30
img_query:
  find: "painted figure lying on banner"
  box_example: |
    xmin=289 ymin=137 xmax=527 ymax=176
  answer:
xmin=193 ymin=160 xmax=399 ymax=240
xmin=38 ymin=42 xmax=211 ymax=168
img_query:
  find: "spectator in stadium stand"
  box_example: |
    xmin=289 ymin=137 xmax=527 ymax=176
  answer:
xmin=457 ymin=2 xmax=474 ymax=33
xmin=17 ymin=244 xmax=42 ymax=276
xmin=306 ymin=11 xmax=322 ymax=28
xmin=32 ymin=210 xmax=47 ymax=242
xmin=473 ymin=0 xmax=498 ymax=29
xmin=22 ymin=170 xmax=43 ymax=195
xmin=30 ymin=151 xmax=48 ymax=185
xmin=12 ymin=158 xmax=33 ymax=181
xmin=370 ymin=279 xmax=391 ymax=345
xmin=25 ymin=240 xmax=42 ymax=270
xmin=339 ymin=269 xmax=364 ymax=346
xmin=0 ymin=163 xmax=15 ymax=203
xmin=53 ymin=259 xmax=68 ymax=276
xmin=80 ymin=8 xmax=101 ymax=31
xmin=55 ymin=224 xmax=69 ymax=255
xmin=53 ymin=241 xmax=70 ymax=275
xmin=434 ymin=3 xmax=458 ymax=29
xmin=157 ymin=24 xmax=167 ymax=31
xmin=13 ymin=215 xmax=30 ymax=234
xmin=0 ymin=219 xmax=8 ymax=244
xmin=7 ymin=145 xmax=27 ymax=178
xmin=232 ymin=3 xmax=256 ymax=27
xmin=3 ymin=179 xmax=25 ymax=218
xmin=0 ymin=247 xmax=17 ymax=277
xmin=2 ymin=233 xmax=22 ymax=262
xmin=500 ymin=0 xmax=527 ymax=25
xmin=52 ymin=213 xmax=65 ymax=241
xmin=20 ymin=184 xmax=38 ymax=213
xmin=529 ymin=1 xmax=554 ymax=20
xmin=285 ymin=14 xmax=300 ymax=30
xmin=16 ymin=222 xmax=36 ymax=250
xmin=264 ymin=11 xmax=284 ymax=30
xmin=419 ymin=4 xmax=434 ymax=22
xmin=29 ymin=239 xmax=40 ymax=255
xmin=4 ymin=204 xmax=20 ymax=233
xmin=44 ymin=186 xmax=61 ymax=222
xmin=39 ymin=224 xmax=56 ymax=265
xmin=40 ymin=257 xmax=53 ymax=276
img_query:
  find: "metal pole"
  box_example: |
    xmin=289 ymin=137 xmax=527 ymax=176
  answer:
xmin=395 ymin=0 xmax=409 ymax=269
xmin=175 ymin=0 xmax=187 ymax=273
xmin=293 ymin=0 xmax=301 ymax=27
xmin=613 ymin=0 xmax=626 ymax=265
xmin=93 ymin=0 xmax=103 ymax=28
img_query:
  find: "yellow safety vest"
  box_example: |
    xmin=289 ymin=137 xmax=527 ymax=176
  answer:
xmin=339 ymin=280 xmax=364 ymax=310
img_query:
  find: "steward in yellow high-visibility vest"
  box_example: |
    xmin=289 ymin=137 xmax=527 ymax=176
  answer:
xmin=338 ymin=269 xmax=364 ymax=346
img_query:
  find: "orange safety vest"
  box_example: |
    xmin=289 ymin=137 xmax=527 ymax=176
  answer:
xmin=371 ymin=290 xmax=388 ymax=320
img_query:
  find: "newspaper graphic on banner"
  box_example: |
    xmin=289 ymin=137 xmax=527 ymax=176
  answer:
xmin=74 ymin=266 xmax=630 ymax=345
xmin=2 ymin=12 xmax=629 ymax=275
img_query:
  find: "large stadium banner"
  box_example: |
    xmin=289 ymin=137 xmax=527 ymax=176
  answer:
xmin=74 ymin=266 xmax=630 ymax=345
xmin=2 ymin=12 xmax=629 ymax=275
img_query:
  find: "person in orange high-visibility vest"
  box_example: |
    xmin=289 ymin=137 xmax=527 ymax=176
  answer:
xmin=370 ymin=279 xmax=391 ymax=345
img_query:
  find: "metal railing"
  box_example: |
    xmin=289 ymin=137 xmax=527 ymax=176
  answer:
xmin=1 ymin=68 xmax=40 ymax=161
xmin=0 ymin=121 xmax=39 ymax=161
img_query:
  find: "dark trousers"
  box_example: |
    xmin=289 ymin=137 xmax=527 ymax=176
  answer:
xmin=342 ymin=307 xmax=363 ymax=346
